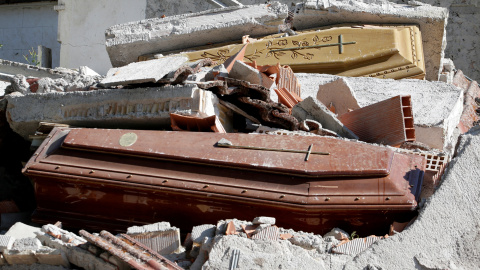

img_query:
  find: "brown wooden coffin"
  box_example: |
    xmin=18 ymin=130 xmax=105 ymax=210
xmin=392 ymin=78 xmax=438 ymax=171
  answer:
xmin=23 ymin=128 xmax=425 ymax=235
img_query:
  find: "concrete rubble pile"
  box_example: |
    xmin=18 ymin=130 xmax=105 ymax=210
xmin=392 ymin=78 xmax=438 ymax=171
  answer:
xmin=0 ymin=0 xmax=480 ymax=269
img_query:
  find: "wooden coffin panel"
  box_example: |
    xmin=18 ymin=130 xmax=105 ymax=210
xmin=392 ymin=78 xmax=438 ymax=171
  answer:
xmin=60 ymin=128 xmax=394 ymax=178
xmin=175 ymin=24 xmax=425 ymax=79
xmin=24 ymin=128 xmax=425 ymax=235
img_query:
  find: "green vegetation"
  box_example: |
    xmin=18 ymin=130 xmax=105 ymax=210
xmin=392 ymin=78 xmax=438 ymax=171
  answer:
xmin=23 ymin=47 xmax=40 ymax=66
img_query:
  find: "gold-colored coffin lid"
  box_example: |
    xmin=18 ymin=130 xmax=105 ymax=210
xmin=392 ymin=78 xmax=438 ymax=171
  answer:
xmin=174 ymin=25 xmax=425 ymax=80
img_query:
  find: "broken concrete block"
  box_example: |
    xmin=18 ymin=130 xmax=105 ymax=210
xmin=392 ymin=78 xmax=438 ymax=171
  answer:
xmin=323 ymin=228 xmax=350 ymax=241
xmin=252 ymin=216 xmax=275 ymax=225
xmin=298 ymin=74 xmax=464 ymax=154
xmin=11 ymin=237 xmax=42 ymax=251
xmin=293 ymin=1 xmax=447 ymax=81
xmin=0 ymin=235 xmax=14 ymax=252
xmin=35 ymin=247 xmax=69 ymax=268
xmin=316 ymin=78 xmax=360 ymax=115
xmin=35 ymin=229 xmax=116 ymax=270
xmin=190 ymin=236 xmax=214 ymax=270
xmin=337 ymin=96 xmax=415 ymax=146
xmin=190 ymin=224 xmax=216 ymax=245
xmin=5 ymin=222 xmax=41 ymax=240
xmin=342 ymin=126 xmax=480 ymax=270
xmin=126 ymin=222 xmax=182 ymax=255
xmin=292 ymin=97 xmax=358 ymax=139
xmin=0 ymin=59 xmax=76 ymax=80
xmin=2 ymin=249 xmax=37 ymax=265
xmin=229 ymin=60 xmax=263 ymax=86
xmin=6 ymin=84 xmax=221 ymax=139
xmin=203 ymin=235 xmax=327 ymax=270
xmin=332 ymin=236 xmax=384 ymax=256
xmin=100 ymin=56 xmax=188 ymax=87
xmin=105 ymin=3 xmax=288 ymax=67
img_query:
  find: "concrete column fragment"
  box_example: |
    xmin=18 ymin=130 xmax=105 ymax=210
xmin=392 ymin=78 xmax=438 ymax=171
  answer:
xmin=292 ymin=97 xmax=358 ymax=139
xmin=105 ymin=3 xmax=288 ymax=67
xmin=6 ymin=84 xmax=221 ymax=139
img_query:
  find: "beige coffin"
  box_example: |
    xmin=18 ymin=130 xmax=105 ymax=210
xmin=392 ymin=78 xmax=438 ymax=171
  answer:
xmin=170 ymin=25 xmax=425 ymax=80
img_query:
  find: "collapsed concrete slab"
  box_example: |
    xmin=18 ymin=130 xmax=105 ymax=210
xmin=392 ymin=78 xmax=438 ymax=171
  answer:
xmin=342 ymin=126 xmax=480 ymax=270
xmin=0 ymin=59 xmax=77 ymax=80
xmin=100 ymin=56 xmax=188 ymax=87
xmin=105 ymin=1 xmax=447 ymax=81
xmin=6 ymin=84 xmax=221 ymax=139
xmin=203 ymin=235 xmax=327 ymax=270
xmin=105 ymin=3 xmax=288 ymax=67
xmin=298 ymin=74 xmax=464 ymax=153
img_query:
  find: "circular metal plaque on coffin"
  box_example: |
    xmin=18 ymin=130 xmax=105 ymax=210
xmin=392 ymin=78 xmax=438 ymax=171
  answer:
xmin=119 ymin=132 xmax=138 ymax=147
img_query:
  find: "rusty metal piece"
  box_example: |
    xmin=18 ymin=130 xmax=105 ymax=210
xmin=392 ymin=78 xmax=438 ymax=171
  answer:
xmin=80 ymin=229 xmax=180 ymax=270
xmin=237 ymin=97 xmax=298 ymax=130
xmin=338 ymin=95 xmax=415 ymax=146
xmin=170 ymin=113 xmax=226 ymax=133
xmin=223 ymin=77 xmax=272 ymax=102
xmin=218 ymin=100 xmax=261 ymax=124
xmin=80 ymin=230 xmax=152 ymax=270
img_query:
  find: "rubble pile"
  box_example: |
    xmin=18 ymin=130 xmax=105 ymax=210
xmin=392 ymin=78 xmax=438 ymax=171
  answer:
xmin=0 ymin=1 xmax=480 ymax=269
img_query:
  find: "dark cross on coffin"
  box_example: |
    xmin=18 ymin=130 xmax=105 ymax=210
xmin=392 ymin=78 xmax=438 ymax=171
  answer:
xmin=216 ymin=138 xmax=329 ymax=161
xmin=270 ymin=34 xmax=356 ymax=54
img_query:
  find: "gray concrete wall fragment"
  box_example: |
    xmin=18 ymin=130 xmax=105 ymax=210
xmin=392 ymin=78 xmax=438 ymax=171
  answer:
xmin=342 ymin=126 xmax=480 ymax=270
xmin=100 ymin=56 xmax=188 ymax=87
xmin=0 ymin=59 xmax=76 ymax=80
xmin=6 ymin=84 xmax=220 ymax=139
xmin=105 ymin=3 xmax=288 ymax=67
xmin=203 ymin=235 xmax=327 ymax=269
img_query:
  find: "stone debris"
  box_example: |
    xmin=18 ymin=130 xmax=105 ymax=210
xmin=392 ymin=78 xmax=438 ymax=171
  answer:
xmin=292 ymin=97 xmax=358 ymax=139
xmin=100 ymin=55 xmax=188 ymax=87
xmin=126 ymin=222 xmax=183 ymax=255
xmin=0 ymin=1 xmax=479 ymax=270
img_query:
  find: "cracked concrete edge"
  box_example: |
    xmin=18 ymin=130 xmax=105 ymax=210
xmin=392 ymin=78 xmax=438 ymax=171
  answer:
xmin=105 ymin=0 xmax=447 ymax=81
xmin=5 ymin=84 xmax=218 ymax=140
xmin=0 ymin=59 xmax=78 ymax=80
xmin=105 ymin=3 xmax=288 ymax=67
xmin=341 ymin=125 xmax=480 ymax=270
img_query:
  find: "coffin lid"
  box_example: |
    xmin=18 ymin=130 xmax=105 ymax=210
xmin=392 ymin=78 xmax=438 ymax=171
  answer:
xmin=60 ymin=129 xmax=393 ymax=178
